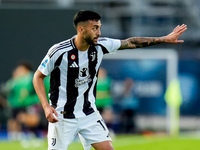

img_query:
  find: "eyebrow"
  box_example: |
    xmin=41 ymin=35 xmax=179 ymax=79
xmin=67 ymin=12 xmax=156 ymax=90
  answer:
xmin=93 ymin=24 xmax=102 ymax=28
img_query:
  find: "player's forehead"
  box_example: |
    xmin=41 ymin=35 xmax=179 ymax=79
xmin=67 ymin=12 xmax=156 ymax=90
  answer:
xmin=87 ymin=20 xmax=101 ymax=27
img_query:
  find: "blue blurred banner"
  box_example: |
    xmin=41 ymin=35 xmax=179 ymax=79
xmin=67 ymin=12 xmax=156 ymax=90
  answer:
xmin=101 ymin=59 xmax=200 ymax=116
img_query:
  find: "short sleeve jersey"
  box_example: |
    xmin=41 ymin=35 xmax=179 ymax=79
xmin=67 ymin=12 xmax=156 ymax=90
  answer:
xmin=38 ymin=36 xmax=121 ymax=118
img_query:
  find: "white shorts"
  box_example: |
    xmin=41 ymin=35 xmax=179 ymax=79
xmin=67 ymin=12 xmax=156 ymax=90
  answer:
xmin=47 ymin=111 xmax=111 ymax=150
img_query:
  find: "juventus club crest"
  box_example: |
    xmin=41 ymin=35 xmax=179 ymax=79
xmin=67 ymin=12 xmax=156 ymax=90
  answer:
xmin=90 ymin=51 xmax=96 ymax=61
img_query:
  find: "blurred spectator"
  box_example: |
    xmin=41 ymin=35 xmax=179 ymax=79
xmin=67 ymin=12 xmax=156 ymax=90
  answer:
xmin=96 ymin=67 xmax=114 ymax=131
xmin=120 ymin=78 xmax=139 ymax=133
xmin=1 ymin=60 xmax=49 ymax=140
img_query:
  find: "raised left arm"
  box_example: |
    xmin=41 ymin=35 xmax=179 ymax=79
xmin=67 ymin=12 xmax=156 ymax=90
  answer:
xmin=119 ymin=24 xmax=187 ymax=50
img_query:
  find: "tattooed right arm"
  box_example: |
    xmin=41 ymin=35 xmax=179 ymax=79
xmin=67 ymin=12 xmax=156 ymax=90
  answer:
xmin=119 ymin=36 xmax=166 ymax=50
xmin=118 ymin=24 xmax=187 ymax=50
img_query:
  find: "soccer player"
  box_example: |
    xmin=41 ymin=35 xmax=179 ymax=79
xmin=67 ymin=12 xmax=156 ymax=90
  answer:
xmin=33 ymin=10 xmax=187 ymax=150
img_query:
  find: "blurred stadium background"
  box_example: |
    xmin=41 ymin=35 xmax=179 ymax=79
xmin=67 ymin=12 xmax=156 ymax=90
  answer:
xmin=1 ymin=0 xmax=200 ymax=148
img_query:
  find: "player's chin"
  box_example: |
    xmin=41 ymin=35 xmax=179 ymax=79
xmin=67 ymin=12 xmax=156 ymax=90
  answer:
xmin=93 ymin=40 xmax=98 ymax=45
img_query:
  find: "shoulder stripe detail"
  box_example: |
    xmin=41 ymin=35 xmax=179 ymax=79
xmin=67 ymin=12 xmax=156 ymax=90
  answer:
xmin=48 ymin=40 xmax=71 ymax=58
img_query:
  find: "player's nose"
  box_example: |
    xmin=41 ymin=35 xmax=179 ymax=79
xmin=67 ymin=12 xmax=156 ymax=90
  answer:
xmin=97 ymin=29 xmax=101 ymax=36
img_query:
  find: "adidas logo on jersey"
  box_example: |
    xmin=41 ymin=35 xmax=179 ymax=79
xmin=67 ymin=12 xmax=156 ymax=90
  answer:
xmin=70 ymin=62 xmax=78 ymax=68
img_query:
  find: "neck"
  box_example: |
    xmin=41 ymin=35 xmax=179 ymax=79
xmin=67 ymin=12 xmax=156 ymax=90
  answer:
xmin=74 ymin=35 xmax=90 ymax=51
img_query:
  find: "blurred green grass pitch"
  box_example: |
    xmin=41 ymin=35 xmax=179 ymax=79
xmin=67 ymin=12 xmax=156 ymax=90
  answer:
xmin=0 ymin=135 xmax=200 ymax=150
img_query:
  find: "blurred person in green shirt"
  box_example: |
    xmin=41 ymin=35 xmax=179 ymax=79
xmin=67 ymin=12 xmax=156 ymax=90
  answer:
xmin=96 ymin=67 xmax=113 ymax=112
xmin=96 ymin=67 xmax=114 ymax=132
xmin=5 ymin=62 xmax=39 ymax=108
xmin=2 ymin=61 xmax=49 ymax=140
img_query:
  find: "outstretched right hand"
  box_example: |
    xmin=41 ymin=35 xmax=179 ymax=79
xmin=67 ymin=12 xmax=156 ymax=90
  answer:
xmin=44 ymin=104 xmax=59 ymax=123
xmin=165 ymin=24 xmax=187 ymax=44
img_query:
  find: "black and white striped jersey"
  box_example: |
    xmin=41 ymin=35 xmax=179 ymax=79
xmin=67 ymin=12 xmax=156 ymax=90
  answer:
xmin=38 ymin=36 xmax=121 ymax=118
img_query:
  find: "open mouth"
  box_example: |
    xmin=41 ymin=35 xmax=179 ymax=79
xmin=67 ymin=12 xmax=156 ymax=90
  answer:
xmin=94 ymin=37 xmax=99 ymax=41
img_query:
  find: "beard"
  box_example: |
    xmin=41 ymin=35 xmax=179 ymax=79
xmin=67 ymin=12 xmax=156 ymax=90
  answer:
xmin=84 ymin=34 xmax=98 ymax=45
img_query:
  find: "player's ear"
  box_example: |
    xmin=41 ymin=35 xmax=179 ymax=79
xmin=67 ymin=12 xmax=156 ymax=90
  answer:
xmin=77 ymin=26 xmax=84 ymax=34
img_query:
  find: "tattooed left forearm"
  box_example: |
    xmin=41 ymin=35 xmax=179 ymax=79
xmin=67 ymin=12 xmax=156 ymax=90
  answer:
xmin=119 ymin=36 xmax=166 ymax=50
